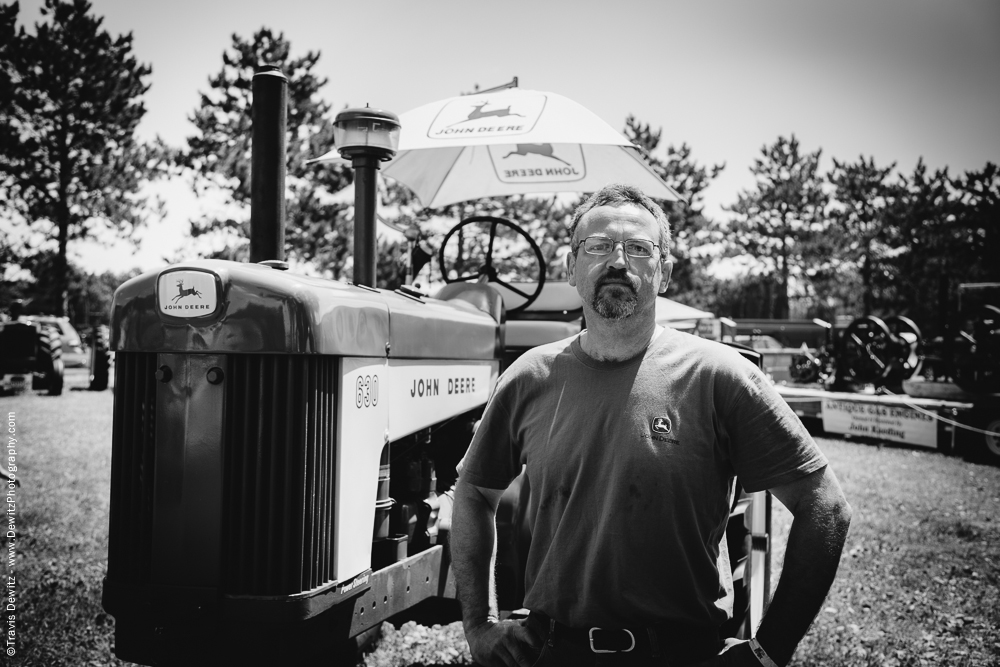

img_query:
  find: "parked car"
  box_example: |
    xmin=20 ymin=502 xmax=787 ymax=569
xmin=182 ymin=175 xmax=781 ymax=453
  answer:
xmin=733 ymin=335 xmax=796 ymax=382
xmin=24 ymin=316 xmax=88 ymax=368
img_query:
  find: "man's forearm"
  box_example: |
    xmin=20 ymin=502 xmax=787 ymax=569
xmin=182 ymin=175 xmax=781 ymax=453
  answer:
xmin=450 ymin=481 xmax=501 ymax=631
xmin=754 ymin=497 xmax=852 ymax=666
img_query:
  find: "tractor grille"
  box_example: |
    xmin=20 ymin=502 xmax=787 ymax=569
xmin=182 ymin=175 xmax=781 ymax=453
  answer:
xmin=107 ymin=352 xmax=158 ymax=585
xmin=222 ymin=355 xmax=338 ymax=597
xmin=106 ymin=352 xmax=339 ymax=597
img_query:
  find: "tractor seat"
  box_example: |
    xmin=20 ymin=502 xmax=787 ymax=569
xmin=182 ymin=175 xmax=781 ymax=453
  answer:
xmin=490 ymin=281 xmax=583 ymax=349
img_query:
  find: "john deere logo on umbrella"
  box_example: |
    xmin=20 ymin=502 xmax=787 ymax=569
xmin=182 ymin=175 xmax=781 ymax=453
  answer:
xmin=489 ymin=143 xmax=586 ymax=183
xmin=157 ymin=270 xmax=219 ymax=317
xmin=450 ymin=102 xmax=524 ymax=126
xmin=428 ymin=92 xmax=546 ymax=139
xmin=504 ymin=144 xmax=569 ymax=165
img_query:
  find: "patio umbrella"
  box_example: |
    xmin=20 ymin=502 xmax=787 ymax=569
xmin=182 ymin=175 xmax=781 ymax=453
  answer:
xmin=313 ymin=88 xmax=684 ymax=208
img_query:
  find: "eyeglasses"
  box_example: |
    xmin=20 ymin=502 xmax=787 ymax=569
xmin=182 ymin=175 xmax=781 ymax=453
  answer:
xmin=575 ymin=236 xmax=661 ymax=259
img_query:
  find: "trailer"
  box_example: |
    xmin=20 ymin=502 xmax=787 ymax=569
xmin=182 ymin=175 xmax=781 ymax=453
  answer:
xmin=776 ymin=384 xmax=1000 ymax=463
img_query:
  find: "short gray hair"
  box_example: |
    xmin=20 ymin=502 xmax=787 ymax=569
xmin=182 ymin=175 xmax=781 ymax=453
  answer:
xmin=569 ymin=184 xmax=671 ymax=256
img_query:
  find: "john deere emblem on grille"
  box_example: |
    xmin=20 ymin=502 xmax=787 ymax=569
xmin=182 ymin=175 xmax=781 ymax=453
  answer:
xmin=157 ymin=270 xmax=218 ymax=317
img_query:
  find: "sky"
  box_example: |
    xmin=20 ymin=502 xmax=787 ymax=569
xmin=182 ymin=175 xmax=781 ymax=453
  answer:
xmin=11 ymin=0 xmax=1000 ymax=275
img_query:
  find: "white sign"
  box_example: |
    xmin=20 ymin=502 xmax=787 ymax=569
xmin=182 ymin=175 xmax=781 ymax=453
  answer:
xmin=336 ymin=357 xmax=390 ymax=581
xmin=821 ymin=399 xmax=937 ymax=448
xmin=157 ymin=270 xmax=218 ymax=317
xmin=386 ymin=359 xmax=497 ymax=441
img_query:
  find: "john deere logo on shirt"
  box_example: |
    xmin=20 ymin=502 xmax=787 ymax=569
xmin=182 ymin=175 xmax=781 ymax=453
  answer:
xmin=651 ymin=417 xmax=672 ymax=434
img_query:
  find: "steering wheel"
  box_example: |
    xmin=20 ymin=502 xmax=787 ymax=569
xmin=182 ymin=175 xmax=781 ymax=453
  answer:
xmin=438 ymin=216 xmax=546 ymax=315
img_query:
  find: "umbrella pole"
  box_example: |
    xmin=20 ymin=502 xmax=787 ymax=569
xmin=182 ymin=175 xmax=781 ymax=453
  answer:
xmin=352 ymin=154 xmax=380 ymax=287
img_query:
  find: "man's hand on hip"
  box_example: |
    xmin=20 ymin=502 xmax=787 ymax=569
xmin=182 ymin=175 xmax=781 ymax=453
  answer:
xmin=690 ymin=638 xmax=771 ymax=667
xmin=465 ymin=618 xmax=542 ymax=667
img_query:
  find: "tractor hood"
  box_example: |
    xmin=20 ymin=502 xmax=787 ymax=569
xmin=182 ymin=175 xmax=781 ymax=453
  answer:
xmin=111 ymin=259 xmax=499 ymax=360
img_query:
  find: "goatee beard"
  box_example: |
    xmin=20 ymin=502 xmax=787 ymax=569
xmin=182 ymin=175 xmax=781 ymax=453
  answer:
xmin=592 ymin=283 xmax=638 ymax=320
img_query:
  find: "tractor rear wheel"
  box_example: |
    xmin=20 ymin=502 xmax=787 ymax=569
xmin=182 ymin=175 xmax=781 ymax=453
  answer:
xmin=38 ymin=326 xmax=64 ymax=396
xmin=983 ymin=417 xmax=1000 ymax=463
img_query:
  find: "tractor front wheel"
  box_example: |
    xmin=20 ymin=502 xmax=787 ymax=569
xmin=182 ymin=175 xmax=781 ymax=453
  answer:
xmin=89 ymin=325 xmax=111 ymax=391
xmin=960 ymin=398 xmax=1000 ymax=466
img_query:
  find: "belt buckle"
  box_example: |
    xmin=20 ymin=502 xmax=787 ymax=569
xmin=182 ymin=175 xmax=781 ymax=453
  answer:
xmin=588 ymin=627 xmax=635 ymax=654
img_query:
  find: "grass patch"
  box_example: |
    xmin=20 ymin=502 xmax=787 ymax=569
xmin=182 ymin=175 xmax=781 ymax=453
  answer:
xmin=5 ymin=387 xmax=125 ymax=666
xmin=772 ymin=440 xmax=1000 ymax=666
xmin=5 ymin=387 xmax=1000 ymax=666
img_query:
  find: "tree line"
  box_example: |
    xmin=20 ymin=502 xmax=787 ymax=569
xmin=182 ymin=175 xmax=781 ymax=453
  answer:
xmin=2 ymin=0 xmax=996 ymax=341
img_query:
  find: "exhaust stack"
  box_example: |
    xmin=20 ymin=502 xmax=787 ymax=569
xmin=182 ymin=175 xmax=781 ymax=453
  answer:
xmin=249 ymin=66 xmax=287 ymax=263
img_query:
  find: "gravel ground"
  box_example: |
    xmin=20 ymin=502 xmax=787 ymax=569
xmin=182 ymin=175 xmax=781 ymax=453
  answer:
xmin=359 ymin=621 xmax=473 ymax=667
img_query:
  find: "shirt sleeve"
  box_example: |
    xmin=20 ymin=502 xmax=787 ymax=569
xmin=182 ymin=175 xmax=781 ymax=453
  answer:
xmin=720 ymin=358 xmax=828 ymax=493
xmin=456 ymin=373 xmax=525 ymax=490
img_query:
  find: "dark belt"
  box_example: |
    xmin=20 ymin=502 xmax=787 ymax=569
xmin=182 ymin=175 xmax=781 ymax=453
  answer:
xmin=527 ymin=612 xmax=720 ymax=665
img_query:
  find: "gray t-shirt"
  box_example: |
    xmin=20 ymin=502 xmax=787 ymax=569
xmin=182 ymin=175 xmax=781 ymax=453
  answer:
xmin=459 ymin=328 xmax=827 ymax=628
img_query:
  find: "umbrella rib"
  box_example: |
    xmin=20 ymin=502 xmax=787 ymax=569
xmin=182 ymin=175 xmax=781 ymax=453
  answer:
xmin=384 ymin=147 xmax=466 ymax=209
xmin=622 ymin=147 xmax=687 ymax=203
xmin=429 ymin=147 xmax=469 ymax=209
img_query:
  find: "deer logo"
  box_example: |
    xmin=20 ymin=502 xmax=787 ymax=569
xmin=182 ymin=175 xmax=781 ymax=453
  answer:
xmin=650 ymin=417 xmax=672 ymax=434
xmin=503 ymin=143 xmax=570 ymax=165
xmin=448 ymin=101 xmax=524 ymax=127
xmin=172 ymin=279 xmax=203 ymax=303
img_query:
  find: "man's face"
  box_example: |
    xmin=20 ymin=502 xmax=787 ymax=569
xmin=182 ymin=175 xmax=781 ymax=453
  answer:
xmin=566 ymin=203 xmax=672 ymax=322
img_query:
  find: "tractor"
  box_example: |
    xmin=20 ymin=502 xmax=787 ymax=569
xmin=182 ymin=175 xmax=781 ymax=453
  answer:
xmin=0 ymin=304 xmax=64 ymax=396
xmin=101 ymin=71 xmax=773 ymax=665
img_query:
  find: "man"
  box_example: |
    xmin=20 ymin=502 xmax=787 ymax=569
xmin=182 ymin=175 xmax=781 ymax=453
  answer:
xmin=451 ymin=183 xmax=852 ymax=666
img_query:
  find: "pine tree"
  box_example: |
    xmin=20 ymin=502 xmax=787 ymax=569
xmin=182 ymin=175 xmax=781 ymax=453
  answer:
xmin=826 ymin=156 xmax=901 ymax=316
xmin=953 ymin=162 xmax=1000 ymax=284
xmin=889 ymin=160 xmax=999 ymax=338
xmin=0 ymin=0 xmax=162 ymax=315
xmin=623 ymin=116 xmax=724 ymax=300
xmin=183 ymin=28 xmax=352 ymax=276
xmin=723 ymin=135 xmax=827 ymax=319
